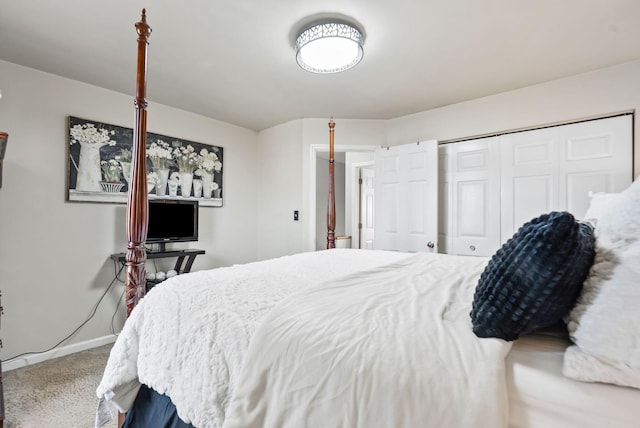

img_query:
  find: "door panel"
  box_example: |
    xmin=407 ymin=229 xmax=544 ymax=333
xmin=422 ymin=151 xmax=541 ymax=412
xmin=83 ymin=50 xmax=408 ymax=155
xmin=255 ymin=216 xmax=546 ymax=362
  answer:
xmin=557 ymin=115 xmax=632 ymax=218
xmin=500 ymin=128 xmax=558 ymax=241
xmin=406 ymin=143 xmax=438 ymax=252
xmin=438 ymin=146 xmax=452 ymax=254
xmin=408 ymin=181 xmax=427 ymax=233
xmin=450 ymin=137 xmax=501 ymax=257
xmin=513 ymin=142 xmax=552 ymax=165
xmin=566 ymin=134 xmax=613 ymax=160
xmin=512 ymin=175 xmax=553 ymax=230
xmin=375 ymin=147 xmax=401 ymax=251
xmin=382 ymin=184 xmax=399 ymax=233
xmin=359 ymin=167 xmax=376 ymax=249
xmin=565 ymin=171 xmax=612 ymax=216
xmin=458 ymin=181 xmax=488 ymax=237
xmin=374 ymin=141 xmax=438 ymax=252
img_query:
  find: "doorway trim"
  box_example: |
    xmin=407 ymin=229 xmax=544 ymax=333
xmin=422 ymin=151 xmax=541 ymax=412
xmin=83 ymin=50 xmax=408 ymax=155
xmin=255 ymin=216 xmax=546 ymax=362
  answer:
xmin=308 ymin=144 xmax=378 ymax=251
xmin=351 ymin=161 xmax=375 ymax=249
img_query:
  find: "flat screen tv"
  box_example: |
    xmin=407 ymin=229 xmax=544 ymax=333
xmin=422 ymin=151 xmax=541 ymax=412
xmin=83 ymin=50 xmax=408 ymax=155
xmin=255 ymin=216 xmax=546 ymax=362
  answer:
xmin=147 ymin=199 xmax=199 ymax=251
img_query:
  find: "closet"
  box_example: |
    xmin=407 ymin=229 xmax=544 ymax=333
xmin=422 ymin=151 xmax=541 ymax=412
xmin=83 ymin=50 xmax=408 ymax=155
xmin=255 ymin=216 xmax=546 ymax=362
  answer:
xmin=440 ymin=114 xmax=633 ymax=256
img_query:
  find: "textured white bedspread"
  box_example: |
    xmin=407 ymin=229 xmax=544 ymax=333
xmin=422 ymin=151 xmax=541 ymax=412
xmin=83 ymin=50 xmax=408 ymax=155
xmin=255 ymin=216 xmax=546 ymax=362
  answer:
xmin=223 ymin=253 xmax=511 ymax=428
xmin=96 ymin=249 xmax=413 ymax=427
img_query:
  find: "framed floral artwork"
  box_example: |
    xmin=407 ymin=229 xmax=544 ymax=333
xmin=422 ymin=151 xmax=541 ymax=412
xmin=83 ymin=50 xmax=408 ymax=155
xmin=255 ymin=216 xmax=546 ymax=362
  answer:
xmin=66 ymin=116 xmax=224 ymax=207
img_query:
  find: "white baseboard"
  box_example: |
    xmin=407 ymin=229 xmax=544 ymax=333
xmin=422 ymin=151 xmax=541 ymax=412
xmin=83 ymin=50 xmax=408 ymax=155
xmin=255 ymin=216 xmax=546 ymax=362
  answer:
xmin=3 ymin=334 xmax=118 ymax=372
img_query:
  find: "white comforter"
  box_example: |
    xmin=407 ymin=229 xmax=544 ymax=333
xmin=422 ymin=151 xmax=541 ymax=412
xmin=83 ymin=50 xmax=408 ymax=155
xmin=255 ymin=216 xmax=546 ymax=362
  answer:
xmin=96 ymin=249 xmax=413 ymax=427
xmin=97 ymin=250 xmax=511 ymax=428
xmin=223 ymin=252 xmax=511 ymax=428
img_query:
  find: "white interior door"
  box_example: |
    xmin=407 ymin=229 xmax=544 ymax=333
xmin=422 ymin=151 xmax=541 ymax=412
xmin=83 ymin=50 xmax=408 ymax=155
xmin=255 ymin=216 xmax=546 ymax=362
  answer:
xmin=374 ymin=140 xmax=438 ymax=252
xmin=359 ymin=166 xmax=376 ymax=249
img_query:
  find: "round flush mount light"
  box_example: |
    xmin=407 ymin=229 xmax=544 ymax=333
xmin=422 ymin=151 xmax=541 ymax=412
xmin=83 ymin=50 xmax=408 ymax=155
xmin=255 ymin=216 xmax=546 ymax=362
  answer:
xmin=295 ymin=21 xmax=364 ymax=74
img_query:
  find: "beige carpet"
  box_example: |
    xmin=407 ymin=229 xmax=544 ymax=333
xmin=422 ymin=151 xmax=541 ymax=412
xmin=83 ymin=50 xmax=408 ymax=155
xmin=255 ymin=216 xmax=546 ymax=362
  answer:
xmin=3 ymin=344 xmax=116 ymax=428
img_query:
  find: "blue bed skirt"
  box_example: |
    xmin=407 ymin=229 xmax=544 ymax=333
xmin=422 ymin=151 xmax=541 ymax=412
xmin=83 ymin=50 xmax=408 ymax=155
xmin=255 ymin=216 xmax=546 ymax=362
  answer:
xmin=123 ymin=384 xmax=195 ymax=428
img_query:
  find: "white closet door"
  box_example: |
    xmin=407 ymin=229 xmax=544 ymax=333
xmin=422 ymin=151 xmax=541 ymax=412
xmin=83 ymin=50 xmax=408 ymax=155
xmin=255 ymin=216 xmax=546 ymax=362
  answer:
xmin=500 ymin=115 xmax=632 ymax=240
xmin=374 ymin=140 xmax=438 ymax=252
xmin=405 ymin=141 xmax=439 ymax=252
xmin=500 ymin=127 xmax=560 ymax=241
xmin=558 ymin=115 xmax=632 ymax=217
xmin=450 ymin=137 xmax=501 ymax=257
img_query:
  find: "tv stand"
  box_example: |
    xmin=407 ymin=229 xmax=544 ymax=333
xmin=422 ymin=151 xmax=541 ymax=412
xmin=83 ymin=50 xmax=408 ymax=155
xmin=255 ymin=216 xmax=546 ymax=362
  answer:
xmin=154 ymin=242 xmax=168 ymax=253
xmin=110 ymin=249 xmax=205 ymax=289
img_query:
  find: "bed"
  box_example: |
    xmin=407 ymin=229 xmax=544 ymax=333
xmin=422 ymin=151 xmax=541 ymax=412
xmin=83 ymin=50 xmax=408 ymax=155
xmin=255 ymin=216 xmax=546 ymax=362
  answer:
xmin=96 ymin=10 xmax=640 ymax=428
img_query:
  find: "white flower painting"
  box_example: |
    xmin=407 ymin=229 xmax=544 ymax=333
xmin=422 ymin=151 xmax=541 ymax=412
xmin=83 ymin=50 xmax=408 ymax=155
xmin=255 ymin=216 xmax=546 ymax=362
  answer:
xmin=67 ymin=116 xmax=224 ymax=206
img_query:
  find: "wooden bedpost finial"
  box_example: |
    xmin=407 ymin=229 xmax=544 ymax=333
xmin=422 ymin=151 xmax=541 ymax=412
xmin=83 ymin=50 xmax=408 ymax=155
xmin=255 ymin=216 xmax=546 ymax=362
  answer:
xmin=136 ymin=9 xmax=152 ymax=40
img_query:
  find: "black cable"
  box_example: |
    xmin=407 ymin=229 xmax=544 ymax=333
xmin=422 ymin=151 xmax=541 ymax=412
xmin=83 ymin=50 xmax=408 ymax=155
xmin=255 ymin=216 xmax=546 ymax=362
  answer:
xmin=111 ymin=260 xmax=127 ymax=336
xmin=115 ymin=259 xmax=127 ymax=283
xmin=110 ymin=288 xmax=125 ymax=336
xmin=2 ymin=263 xmax=125 ymax=363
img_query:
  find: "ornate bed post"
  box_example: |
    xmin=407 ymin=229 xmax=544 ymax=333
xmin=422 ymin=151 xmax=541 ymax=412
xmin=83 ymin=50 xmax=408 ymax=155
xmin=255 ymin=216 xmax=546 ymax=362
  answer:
xmin=327 ymin=119 xmax=336 ymax=249
xmin=125 ymin=10 xmax=152 ymax=316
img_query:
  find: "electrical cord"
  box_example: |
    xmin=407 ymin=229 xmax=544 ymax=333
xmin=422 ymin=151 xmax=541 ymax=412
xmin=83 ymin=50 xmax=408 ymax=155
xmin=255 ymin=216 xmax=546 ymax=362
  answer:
xmin=110 ymin=288 xmax=125 ymax=336
xmin=111 ymin=260 xmax=127 ymax=336
xmin=2 ymin=262 xmax=125 ymax=363
xmin=115 ymin=259 xmax=127 ymax=283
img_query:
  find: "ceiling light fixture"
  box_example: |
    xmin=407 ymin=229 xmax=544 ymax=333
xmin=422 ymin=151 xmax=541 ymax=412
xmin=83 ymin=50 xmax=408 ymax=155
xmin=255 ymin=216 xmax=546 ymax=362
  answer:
xmin=295 ymin=21 xmax=364 ymax=74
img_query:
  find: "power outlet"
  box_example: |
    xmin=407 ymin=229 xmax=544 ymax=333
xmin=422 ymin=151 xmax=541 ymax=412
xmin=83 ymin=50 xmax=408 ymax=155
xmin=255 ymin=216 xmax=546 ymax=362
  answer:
xmin=294 ymin=210 xmax=299 ymax=221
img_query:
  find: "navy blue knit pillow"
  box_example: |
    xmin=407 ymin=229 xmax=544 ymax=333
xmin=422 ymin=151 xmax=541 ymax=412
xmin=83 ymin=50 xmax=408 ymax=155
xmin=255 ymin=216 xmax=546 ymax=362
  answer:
xmin=470 ymin=211 xmax=595 ymax=341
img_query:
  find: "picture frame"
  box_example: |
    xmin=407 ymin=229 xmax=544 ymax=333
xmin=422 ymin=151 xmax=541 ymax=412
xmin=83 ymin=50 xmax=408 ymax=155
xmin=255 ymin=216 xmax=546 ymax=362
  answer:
xmin=66 ymin=116 xmax=224 ymax=207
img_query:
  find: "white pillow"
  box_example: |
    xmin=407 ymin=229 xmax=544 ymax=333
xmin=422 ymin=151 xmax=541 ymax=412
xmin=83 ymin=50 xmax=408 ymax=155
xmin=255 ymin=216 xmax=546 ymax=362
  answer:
xmin=590 ymin=180 xmax=640 ymax=247
xmin=564 ymin=179 xmax=640 ymax=388
xmin=582 ymin=191 xmax=619 ymax=225
xmin=563 ymin=242 xmax=640 ymax=388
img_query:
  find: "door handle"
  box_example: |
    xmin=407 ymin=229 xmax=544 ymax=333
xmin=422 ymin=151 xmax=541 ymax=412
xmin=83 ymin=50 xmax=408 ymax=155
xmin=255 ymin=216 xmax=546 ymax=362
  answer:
xmin=427 ymin=241 xmax=435 ymax=249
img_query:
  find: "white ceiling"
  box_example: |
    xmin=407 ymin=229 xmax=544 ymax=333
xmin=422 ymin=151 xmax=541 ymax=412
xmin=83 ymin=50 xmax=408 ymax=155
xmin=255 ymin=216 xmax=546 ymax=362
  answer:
xmin=2 ymin=1 xmax=640 ymax=131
